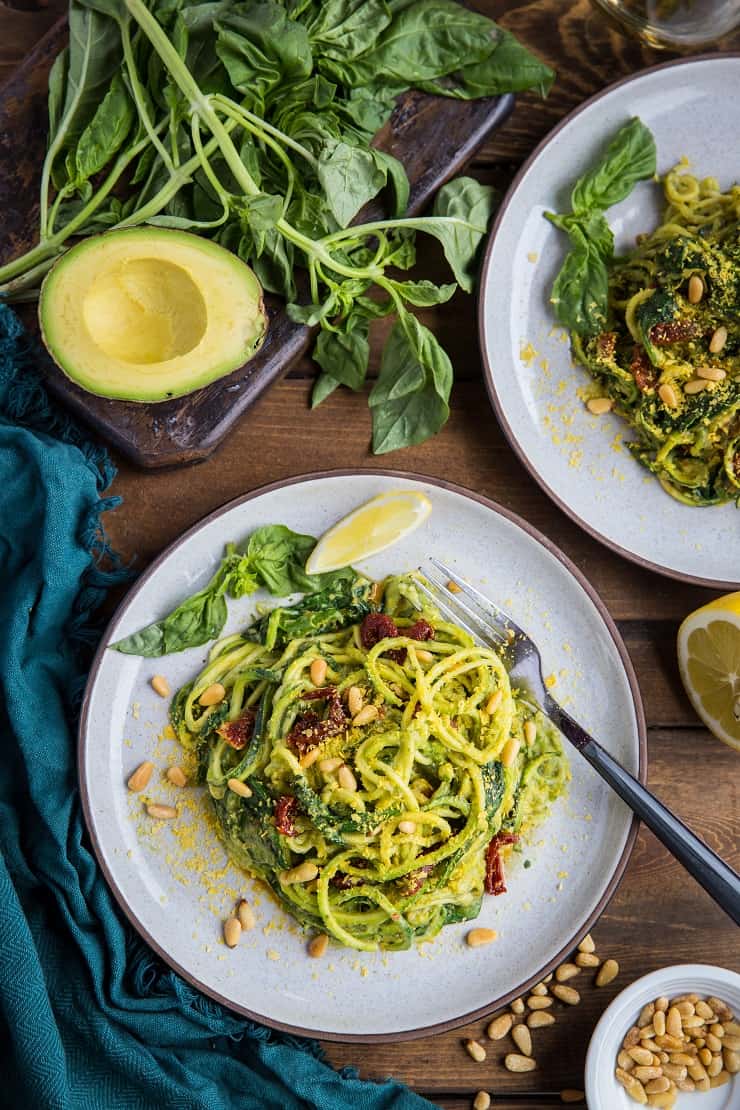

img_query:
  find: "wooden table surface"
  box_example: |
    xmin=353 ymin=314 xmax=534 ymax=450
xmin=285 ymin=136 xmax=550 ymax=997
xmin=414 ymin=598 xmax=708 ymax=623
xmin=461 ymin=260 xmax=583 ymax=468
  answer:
xmin=4 ymin=2 xmax=739 ymax=1106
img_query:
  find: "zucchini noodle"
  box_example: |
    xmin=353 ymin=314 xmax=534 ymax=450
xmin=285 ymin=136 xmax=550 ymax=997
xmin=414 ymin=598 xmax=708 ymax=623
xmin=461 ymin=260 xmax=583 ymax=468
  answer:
xmin=573 ymin=165 xmax=739 ymax=506
xmin=171 ymin=574 xmax=569 ymax=951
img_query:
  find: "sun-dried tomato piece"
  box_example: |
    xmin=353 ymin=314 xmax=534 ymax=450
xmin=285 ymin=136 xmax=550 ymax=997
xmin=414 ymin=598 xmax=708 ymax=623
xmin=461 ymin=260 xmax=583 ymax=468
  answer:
xmin=274 ymin=795 xmax=298 ymax=836
xmin=397 ymin=863 xmax=434 ymax=897
xmin=649 ymin=320 xmax=702 ymax=346
xmin=216 ymin=709 xmax=256 ymax=751
xmin=287 ymin=688 xmax=348 ymax=753
xmin=596 ymin=331 xmax=617 ymax=360
xmin=484 ymin=832 xmax=519 ymax=896
xmin=406 ymin=619 xmax=435 ymax=642
xmin=360 ymin=612 xmax=400 ymax=648
xmin=301 ymin=686 xmax=336 ymax=701
xmin=630 ymin=345 xmax=658 ymax=392
xmin=287 ymin=711 xmax=322 ymax=754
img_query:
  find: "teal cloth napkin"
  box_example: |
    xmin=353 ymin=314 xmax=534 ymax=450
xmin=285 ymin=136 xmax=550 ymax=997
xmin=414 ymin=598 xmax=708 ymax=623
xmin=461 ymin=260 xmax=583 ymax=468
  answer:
xmin=0 ymin=303 xmax=437 ymax=1110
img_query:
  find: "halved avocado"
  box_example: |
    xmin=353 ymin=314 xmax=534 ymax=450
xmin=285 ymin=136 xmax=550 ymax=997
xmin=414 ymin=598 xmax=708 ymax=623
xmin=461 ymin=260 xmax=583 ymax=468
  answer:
xmin=39 ymin=227 xmax=267 ymax=402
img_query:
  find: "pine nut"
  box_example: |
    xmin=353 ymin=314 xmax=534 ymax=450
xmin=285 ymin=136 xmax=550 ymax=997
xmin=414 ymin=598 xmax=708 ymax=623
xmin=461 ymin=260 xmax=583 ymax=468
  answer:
xmin=695 ymin=1077 xmax=710 ymax=1091
xmin=487 ymin=1013 xmax=513 ymax=1040
xmin=398 ymin=819 xmax=416 ymax=835
xmin=676 ymin=1000 xmax=695 ymax=1017
xmin=236 ymin=900 xmax=255 ymax=931
xmin=551 ymin=984 xmax=580 ymax=1005
xmin=646 ymin=1093 xmax=676 ymax=1108
xmin=353 ymin=704 xmax=378 ymax=727
xmin=556 ymin=963 xmax=580 ymax=983
xmin=575 ymin=952 xmax=600 ymax=968
xmin=524 ymin=721 xmax=537 ymax=746
xmin=318 ymin=757 xmax=343 ymax=773
xmin=528 ymin=996 xmax=553 ymax=1010
xmin=587 ymin=397 xmax=613 ymax=415
xmin=528 ymin=1011 xmax=555 ymax=1029
xmin=578 ymin=933 xmax=595 ymax=953
xmin=706 ymin=1054 xmax=722 ymax=1076
xmin=501 ymin=738 xmax=521 ymax=767
xmin=127 ymin=761 xmax=154 ymax=792
xmin=653 ymin=1010 xmax=666 ymax=1037
xmin=504 ymin=1053 xmax=536 ymax=1073
xmin=146 ymin=803 xmax=177 ymax=819
xmin=666 ymin=1007 xmax=683 ymax=1039
xmin=560 ymin=1091 xmax=584 ymax=1103
xmin=645 ymin=1077 xmax=670 ymax=1094
xmin=281 ymin=861 xmax=318 ymax=884
xmin=616 ymin=1068 xmax=645 ymax=1101
xmin=684 ymin=378 xmax=707 ymax=394
xmin=347 ymin=686 xmax=363 ymax=716
xmin=166 ymin=765 xmax=187 ymax=787
xmin=705 ymin=1033 xmax=722 ymax=1053
xmin=310 ymin=658 xmax=327 ymax=685
xmin=672 ymin=994 xmax=699 ymax=1005
xmin=151 ymin=674 xmax=170 ymax=697
xmin=446 ymin=579 xmax=461 ymax=593
xmin=619 ymin=1050 xmax=636 ymax=1071
xmin=629 ymin=1047 xmax=655 ymax=1067
xmin=682 ymin=1015 xmax=704 ymax=1029
xmin=308 ymin=933 xmax=329 ymax=958
xmin=633 ymin=1066 xmax=662 ymax=1082
xmin=199 ymin=683 xmax=226 ymax=706
xmin=710 ymin=1070 xmax=730 ymax=1088
xmin=465 ymin=1039 xmax=486 ymax=1063
xmin=473 ymin=1093 xmax=490 ymax=1110
xmin=722 ymin=1034 xmax=740 ymax=1051
xmin=694 ymin=1037 xmax=705 ymax=1048
xmin=669 ymin=1053 xmax=695 ymax=1066
xmin=415 ymin=649 xmax=434 ymax=664
xmin=688 ymin=1062 xmax=708 ymax=1082
xmin=657 ymin=1035 xmax=685 ymax=1052
xmin=724 ymin=1049 xmax=740 ymax=1073
xmin=695 ymin=1001 xmax=714 ymax=1020
xmin=661 ymin=1064 xmax=686 ymax=1082
xmin=511 ymin=998 xmax=525 ymax=1014
xmin=711 ymin=1023 xmax=725 ymax=1038
xmin=676 ymin=1078 xmax=695 ymax=1091
xmin=223 ymin=917 xmax=241 ymax=948
xmin=531 ymin=982 xmax=549 ymax=996
xmin=485 ymin=689 xmax=503 ymax=715
xmin=337 ymin=764 xmax=357 ymax=792
xmin=687 ymin=275 xmax=704 ymax=303
xmin=655 ymin=997 xmax=669 ymax=1013
xmin=708 ymin=998 xmax=733 ymax=1022
xmin=227 ymin=778 xmax=252 ymax=798
xmin=709 ymin=326 xmax=728 ymax=353
xmin=511 ymin=1023 xmax=532 ymax=1056
xmin=300 ymin=747 xmax=321 ymax=769
xmin=624 ymin=1027 xmax=641 ymax=1048
xmin=466 ymin=928 xmax=497 ymax=948
xmin=596 ymin=958 xmax=619 ymax=986
xmin=639 ymin=1002 xmax=656 ymax=1027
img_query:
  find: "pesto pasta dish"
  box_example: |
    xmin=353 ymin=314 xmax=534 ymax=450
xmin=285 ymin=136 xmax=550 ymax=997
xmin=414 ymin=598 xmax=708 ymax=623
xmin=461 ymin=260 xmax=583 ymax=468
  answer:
xmin=573 ymin=167 xmax=739 ymax=506
xmin=169 ymin=572 xmax=570 ymax=952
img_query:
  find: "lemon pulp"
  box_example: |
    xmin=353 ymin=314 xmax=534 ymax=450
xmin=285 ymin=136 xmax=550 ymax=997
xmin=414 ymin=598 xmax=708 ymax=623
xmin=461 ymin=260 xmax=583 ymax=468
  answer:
xmin=677 ymin=591 xmax=740 ymax=752
xmin=305 ymin=491 xmax=432 ymax=574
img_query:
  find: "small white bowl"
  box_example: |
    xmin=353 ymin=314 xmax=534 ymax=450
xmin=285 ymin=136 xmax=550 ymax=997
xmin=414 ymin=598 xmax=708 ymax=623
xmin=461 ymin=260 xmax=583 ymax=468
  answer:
xmin=585 ymin=964 xmax=740 ymax=1109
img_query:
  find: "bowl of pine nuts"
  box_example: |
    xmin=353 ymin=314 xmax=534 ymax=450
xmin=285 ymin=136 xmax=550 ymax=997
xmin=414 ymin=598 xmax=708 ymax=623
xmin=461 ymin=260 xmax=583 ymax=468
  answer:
xmin=585 ymin=965 xmax=740 ymax=1108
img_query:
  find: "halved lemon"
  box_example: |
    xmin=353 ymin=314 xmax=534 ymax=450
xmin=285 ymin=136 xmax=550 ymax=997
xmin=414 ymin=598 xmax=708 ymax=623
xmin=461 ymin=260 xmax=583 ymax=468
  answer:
xmin=677 ymin=591 xmax=740 ymax=751
xmin=305 ymin=490 xmax=432 ymax=575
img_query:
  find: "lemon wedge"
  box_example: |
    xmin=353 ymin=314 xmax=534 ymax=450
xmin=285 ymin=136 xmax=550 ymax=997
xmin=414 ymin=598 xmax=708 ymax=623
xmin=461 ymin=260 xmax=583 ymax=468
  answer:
xmin=305 ymin=490 xmax=432 ymax=575
xmin=677 ymin=591 xmax=740 ymax=752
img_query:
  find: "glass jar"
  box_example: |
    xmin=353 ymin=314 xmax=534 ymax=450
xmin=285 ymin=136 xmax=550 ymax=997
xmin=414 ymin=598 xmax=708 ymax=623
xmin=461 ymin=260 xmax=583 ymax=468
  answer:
xmin=590 ymin=0 xmax=740 ymax=48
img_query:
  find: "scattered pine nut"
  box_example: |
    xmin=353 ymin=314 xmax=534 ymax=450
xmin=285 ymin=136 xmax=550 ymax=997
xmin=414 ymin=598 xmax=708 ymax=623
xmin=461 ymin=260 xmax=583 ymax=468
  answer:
xmin=524 ymin=720 xmax=537 ymax=746
xmin=511 ymin=1023 xmax=532 ymax=1057
xmin=337 ymin=764 xmax=358 ymax=792
xmin=353 ymin=704 xmax=379 ymax=727
xmin=146 ymin=803 xmax=177 ymax=820
xmin=227 ymin=778 xmax=252 ymax=798
xmin=281 ymin=861 xmax=319 ymax=884
xmin=709 ymin=326 xmax=728 ymax=354
xmin=528 ymin=995 xmax=553 ymax=1010
xmin=166 ymin=765 xmax=187 ymax=787
xmin=151 ymin=674 xmax=170 ymax=697
xmin=465 ymin=1039 xmax=486 ymax=1063
xmin=575 ymin=951 xmax=600 ymax=968
xmin=531 ymin=982 xmax=548 ymax=996
xmin=485 ymin=689 xmax=503 ymax=715
xmin=466 ymin=928 xmax=497 ymax=948
xmin=223 ymin=917 xmax=242 ymax=948
xmin=595 ymin=958 xmax=619 ymax=987
xmin=318 ymin=757 xmax=343 ymax=773
xmin=684 ymin=378 xmax=708 ymax=394
xmin=578 ymin=933 xmax=595 ymax=954
xmin=511 ymin=998 xmax=525 ymax=1015
xmin=236 ymin=900 xmax=255 ymax=931
xmin=127 ymin=761 xmax=154 ymax=792
xmin=300 ymin=747 xmax=321 ymax=769
xmin=586 ymin=397 xmax=613 ymax=415
xmin=199 ymin=683 xmax=225 ymax=706
xmin=504 ymin=1053 xmax=536 ymax=1073
xmin=528 ymin=1010 xmax=555 ymax=1029
xmin=551 ymin=984 xmax=580 ymax=1005
xmin=697 ymin=364 xmax=726 ymax=381
xmin=415 ymin=649 xmax=434 ymax=664
xmin=308 ymin=933 xmax=329 ymax=959
xmin=560 ymin=1092 xmax=585 ymax=1104
xmin=486 ymin=1013 xmax=513 ymax=1040
xmin=687 ymin=275 xmax=704 ymax=303
xmin=310 ymin=658 xmax=327 ymax=686
xmin=473 ymin=1093 xmax=490 ymax=1110
xmin=658 ymin=383 xmax=678 ymax=408
xmin=501 ymin=738 xmax=521 ymax=767
xmin=556 ymin=963 xmax=580 ymax=983
xmin=347 ymin=686 xmax=364 ymax=717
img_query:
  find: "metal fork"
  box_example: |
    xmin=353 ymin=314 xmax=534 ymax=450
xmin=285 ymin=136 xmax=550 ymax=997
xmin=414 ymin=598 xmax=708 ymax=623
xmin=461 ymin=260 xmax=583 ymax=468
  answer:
xmin=417 ymin=557 xmax=740 ymax=926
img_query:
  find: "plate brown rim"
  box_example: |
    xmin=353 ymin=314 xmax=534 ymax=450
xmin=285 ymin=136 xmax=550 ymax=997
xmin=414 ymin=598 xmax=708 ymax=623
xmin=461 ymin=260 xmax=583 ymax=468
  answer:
xmin=477 ymin=52 xmax=740 ymax=592
xmin=78 ymin=468 xmax=648 ymax=1043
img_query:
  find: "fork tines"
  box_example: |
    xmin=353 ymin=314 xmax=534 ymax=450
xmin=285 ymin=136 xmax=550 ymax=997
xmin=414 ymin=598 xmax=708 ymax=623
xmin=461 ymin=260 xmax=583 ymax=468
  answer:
xmin=417 ymin=560 xmax=509 ymax=649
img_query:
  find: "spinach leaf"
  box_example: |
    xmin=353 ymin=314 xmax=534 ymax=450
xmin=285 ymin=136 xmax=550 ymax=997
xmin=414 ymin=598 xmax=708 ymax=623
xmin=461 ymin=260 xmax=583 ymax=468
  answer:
xmin=317 ymin=139 xmax=387 ymax=227
xmin=245 ymin=524 xmax=317 ymax=595
xmin=571 ymin=117 xmax=656 ymax=215
xmin=421 ymin=28 xmax=554 ymax=99
xmin=306 ymin=0 xmax=392 ymax=61
xmin=370 ymin=311 xmax=452 ymax=453
xmin=247 ymin=573 xmax=374 ymax=650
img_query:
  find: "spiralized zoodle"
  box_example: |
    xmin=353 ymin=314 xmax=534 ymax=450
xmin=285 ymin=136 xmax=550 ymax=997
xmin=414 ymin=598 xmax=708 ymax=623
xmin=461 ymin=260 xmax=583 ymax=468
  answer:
xmin=170 ymin=574 xmax=569 ymax=952
xmin=573 ymin=166 xmax=739 ymax=505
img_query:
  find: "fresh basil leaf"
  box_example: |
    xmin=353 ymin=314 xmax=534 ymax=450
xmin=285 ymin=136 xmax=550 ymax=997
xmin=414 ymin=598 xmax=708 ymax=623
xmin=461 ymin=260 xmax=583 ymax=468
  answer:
xmin=390 ymin=279 xmax=457 ymax=307
xmin=547 ymin=211 xmax=614 ymax=261
xmin=549 ymin=220 xmax=609 ymax=336
xmin=317 ymin=138 xmax=387 ymax=226
xmin=311 ymin=371 xmax=341 ymax=407
xmin=112 ymin=586 xmax=228 ymax=656
xmin=313 ymin=317 xmax=370 ymax=389
xmin=340 ymin=82 xmax=403 ymax=134
xmin=244 ymin=525 xmax=316 ymax=596
xmin=47 ymin=47 xmax=70 ymax=147
xmin=421 ymin=28 xmax=553 ymax=99
xmin=370 ymin=312 xmax=452 ymax=452
xmin=371 ymin=149 xmax=410 ymax=218
xmin=571 ymin=118 xmax=656 ymax=215
xmin=307 ymin=0 xmax=392 ymax=60
xmin=74 ymin=73 xmax=135 ymax=181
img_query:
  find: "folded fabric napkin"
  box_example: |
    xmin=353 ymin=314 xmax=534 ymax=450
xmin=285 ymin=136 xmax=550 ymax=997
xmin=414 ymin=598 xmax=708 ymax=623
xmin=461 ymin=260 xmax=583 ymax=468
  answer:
xmin=0 ymin=304 xmax=436 ymax=1110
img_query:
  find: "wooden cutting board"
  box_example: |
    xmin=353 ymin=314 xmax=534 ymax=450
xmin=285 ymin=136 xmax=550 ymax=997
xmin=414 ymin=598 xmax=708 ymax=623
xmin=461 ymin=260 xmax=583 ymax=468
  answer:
xmin=0 ymin=16 xmax=514 ymax=468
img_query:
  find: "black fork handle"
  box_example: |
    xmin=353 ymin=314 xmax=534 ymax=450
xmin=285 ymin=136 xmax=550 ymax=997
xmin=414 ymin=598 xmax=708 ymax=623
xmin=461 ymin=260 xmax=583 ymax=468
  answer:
xmin=547 ymin=700 xmax=740 ymax=926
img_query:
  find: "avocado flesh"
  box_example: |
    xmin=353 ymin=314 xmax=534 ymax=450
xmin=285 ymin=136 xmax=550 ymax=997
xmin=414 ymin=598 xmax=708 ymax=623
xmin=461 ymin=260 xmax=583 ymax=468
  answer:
xmin=39 ymin=227 xmax=267 ymax=402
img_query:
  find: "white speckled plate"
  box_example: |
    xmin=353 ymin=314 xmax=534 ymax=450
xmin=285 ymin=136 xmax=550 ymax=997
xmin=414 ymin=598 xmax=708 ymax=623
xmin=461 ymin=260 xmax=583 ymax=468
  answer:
xmin=479 ymin=54 xmax=740 ymax=588
xmin=586 ymin=964 xmax=740 ymax=1108
xmin=80 ymin=471 xmax=646 ymax=1041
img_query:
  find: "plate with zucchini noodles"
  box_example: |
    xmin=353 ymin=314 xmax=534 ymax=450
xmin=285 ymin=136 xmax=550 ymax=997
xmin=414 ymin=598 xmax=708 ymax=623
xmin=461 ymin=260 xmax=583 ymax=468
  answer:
xmin=80 ymin=472 xmax=644 ymax=1039
xmin=479 ymin=54 xmax=740 ymax=586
